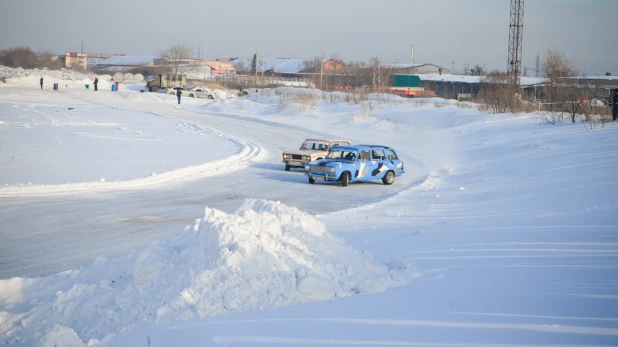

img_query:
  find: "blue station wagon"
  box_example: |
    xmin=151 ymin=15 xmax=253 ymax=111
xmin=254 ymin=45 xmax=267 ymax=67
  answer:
xmin=305 ymin=145 xmax=405 ymax=186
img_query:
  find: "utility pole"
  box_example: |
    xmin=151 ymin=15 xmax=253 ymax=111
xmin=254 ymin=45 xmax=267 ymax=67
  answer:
xmin=320 ymin=45 xmax=324 ymax=89
xmin=255 ymin=42 xmax=259 ymax=78
xmin=81 ymin=40 xmax=84 ymax=53
xmin=261 ymin=48 xmax=265 ymax=77
xmin=410 ymin=45 xmax=414 ymax=65
xmin=507 ymin=0 xmax=524 ymax=85
xmin=535 ymin=52 xmax=540 ymax=78
xmin=197 ymin=46 xmax=200 ymax=60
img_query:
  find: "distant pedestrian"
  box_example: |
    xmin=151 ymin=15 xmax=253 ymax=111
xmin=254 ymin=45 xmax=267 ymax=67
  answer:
xmin=610 ymin=89 xmax=618 ymax=121
xmin=40 ymin=77 xmax=43 ymax=90
xmin=93 ymin=77 xmax=98 ymax=91
xmin=176 ymin=88 xmax=182 ymax=104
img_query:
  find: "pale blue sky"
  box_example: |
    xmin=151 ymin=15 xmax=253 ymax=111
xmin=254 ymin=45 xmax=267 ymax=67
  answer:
xmin=1 ymin=0 xmax=616 ymax=75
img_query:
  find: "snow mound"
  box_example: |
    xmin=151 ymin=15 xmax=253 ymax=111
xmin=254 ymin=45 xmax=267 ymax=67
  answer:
xmin=0 ymin=200 xmax=417 ymax=346
xmin=1 ymin=65 xmax=114 ymax=90
xmin=37 ymin=325 xmax=85 ymax=347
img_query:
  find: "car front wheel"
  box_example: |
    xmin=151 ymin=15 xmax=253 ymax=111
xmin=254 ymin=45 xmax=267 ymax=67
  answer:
xmin=382 ymin=171 xmax=395 ymax=185
xmin=285 ymin=165 xmax=291 ymax=171
xmin=308 ymin=177 xmax=315 ymax=184
xmin=341 ymin=171 xmax=349 ymax=187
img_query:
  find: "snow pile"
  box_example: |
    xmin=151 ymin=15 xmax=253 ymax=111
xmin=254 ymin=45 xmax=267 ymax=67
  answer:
xmin=0 ymin=65 xmax=113 ymax=89
xmin=0 ymin=199 xmax=417 ymax=346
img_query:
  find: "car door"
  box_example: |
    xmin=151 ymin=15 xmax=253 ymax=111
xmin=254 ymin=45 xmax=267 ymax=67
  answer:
xmin=385 ymin=148 xmax=404 ymax=176
xmin=354 ymin=150 xmax=373 ymax=182
xmin=367 ymin=148 xmax=390 ymax=180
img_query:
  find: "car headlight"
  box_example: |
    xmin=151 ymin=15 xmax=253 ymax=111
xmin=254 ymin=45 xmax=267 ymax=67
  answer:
xmin=305 ymin=165 xmax=310 ymax=171
xmin=329 ymin=168 xmax=335 ymax=173
xmin=283 ymin=154 xmax=291 ymax=159
xmin=303 ymin=156 xmax=311 ymax=161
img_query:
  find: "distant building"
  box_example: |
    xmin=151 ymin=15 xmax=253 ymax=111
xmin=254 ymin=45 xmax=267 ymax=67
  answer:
xmin=97 ymin=55 xmax=157 ymax=71
xmin=204 ymin=60 xmax=236 ymax=75
xmin=390 ymin=63 xmax=451 ymax=75
xmin=152 ymin=58 xmax=218 ymax=79
xmin=61 ymin=52 xmax=126 ymax=69
xmin=63 ymin=52 xmax=88 ymax=69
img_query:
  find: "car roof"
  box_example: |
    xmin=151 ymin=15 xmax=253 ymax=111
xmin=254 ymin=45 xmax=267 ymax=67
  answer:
xmin=331 ymin=144 xmax=393 ymax=151
xmin=304 ymin=139 xmax=351 ymax=143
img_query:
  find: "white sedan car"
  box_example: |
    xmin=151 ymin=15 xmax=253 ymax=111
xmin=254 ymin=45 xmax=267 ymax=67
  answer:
xmin=186 ymin=87 xmax=216 ymax=99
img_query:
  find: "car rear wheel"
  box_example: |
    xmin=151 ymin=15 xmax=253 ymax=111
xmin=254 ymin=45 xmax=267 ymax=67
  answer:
xmin=308 ymin=177 xmax=315 ymax=184
xmin=341 ymin=171 xmax=349 ymax=187
xmin=285 ymin=165 xmax=291 ymax=171
xmin=150 ymin=86 xmax=159 ymax=92
xmin=382 ymin=171 xmax=395 ymax=185
xmin=189 ymin=93 xmax=195 ymax=97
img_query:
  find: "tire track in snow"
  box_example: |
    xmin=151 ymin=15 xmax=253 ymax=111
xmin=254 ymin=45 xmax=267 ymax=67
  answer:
xmin=0 ymin=103 xmax=267 ymax=197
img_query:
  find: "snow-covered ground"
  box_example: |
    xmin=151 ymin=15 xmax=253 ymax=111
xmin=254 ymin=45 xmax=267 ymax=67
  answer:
xmin=0 ymin=69 xmax=617 ymax=347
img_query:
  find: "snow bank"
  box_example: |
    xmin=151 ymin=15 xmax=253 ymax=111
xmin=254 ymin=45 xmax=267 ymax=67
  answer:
xmin=0 ymin=199 xmax=417 ymax=346
xmin=0 ymin=65 xmax=114 ymax=90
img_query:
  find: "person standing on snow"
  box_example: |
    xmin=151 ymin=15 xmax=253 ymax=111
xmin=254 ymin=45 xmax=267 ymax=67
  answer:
xmin=40 ymin=77 xmax=43 ymax=90
xmin=93 ymin=77 xmax=98 ymax=91
xmin=612 ymin=89 xmax=618 ymax=122
xmin=176 ymin=88 xmax=182 ymax=104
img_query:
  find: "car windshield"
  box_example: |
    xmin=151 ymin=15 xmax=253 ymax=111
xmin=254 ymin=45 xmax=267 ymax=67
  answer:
xmin=300 ymin=140 xmax=329 ymax=151
xmin=326 ymin=149 xmax=358 ymax=161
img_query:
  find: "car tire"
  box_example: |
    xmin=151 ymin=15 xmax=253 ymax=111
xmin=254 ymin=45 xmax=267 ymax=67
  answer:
xmin=382 ymin=171 xmax=395 ymax=185
xmin=150 ymin=86 xmax=159 ymax=92
xmin=208 ymin=95 xmax=214 ymax=99
xmin=285 ymin=165 xmax=291 ymax=171
xmin=308 ymin=177 xmax=315 ymax=184
xmin=341 ymin=171 xmax=349 ymax=187
xmin=189 ymin=93 xmax=195 ymax=97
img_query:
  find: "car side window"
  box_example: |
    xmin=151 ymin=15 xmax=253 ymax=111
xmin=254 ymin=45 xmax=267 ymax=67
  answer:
xmin=385 ymin=149 xmax=398 ymax=160
xmin=359 ymin=151 xmax=370 ymax=161
xmin=372 ymin=149 xmax=386 ymax=160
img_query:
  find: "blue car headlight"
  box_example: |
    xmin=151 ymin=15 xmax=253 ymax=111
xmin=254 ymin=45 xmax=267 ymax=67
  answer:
xmin=305 ymin=165 xmax=310 ymax=171
xmin=329 ymin=168 xmax=335 ymax=173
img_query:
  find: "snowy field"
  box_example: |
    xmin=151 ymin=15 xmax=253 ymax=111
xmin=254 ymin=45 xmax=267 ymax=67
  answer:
xmin=0 ymin=70 xmax=617 ymax=347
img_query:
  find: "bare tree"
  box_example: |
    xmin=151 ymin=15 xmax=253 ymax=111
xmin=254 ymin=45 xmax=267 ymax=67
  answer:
xmin=477 ymin=71 xmax=519 ymax=114
xmin=346 ymin=60 xmax=369 ymax=87
xmin=541 ymin=48 xmax=579 ymax=110
xmin=233 ymin=59 xmax=248 ymax=75
xmin=471 ymin=64 xmax=485 ymax=76
xmin=0 ymin=47 xmax=61 ymax=70
xmin=557 ymin=78 xmax=590 ymax=123
xmin=301 ymin=56 xmax=322 ymax=73
xmin=158 ymin=44 xmax=194 ymax=75
xmin=369 ymin=56 xmax=392 ymax=92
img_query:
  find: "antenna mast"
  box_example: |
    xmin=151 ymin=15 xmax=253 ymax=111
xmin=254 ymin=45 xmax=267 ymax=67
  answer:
xmin=507 ymin=0 xmax=524 ymax=84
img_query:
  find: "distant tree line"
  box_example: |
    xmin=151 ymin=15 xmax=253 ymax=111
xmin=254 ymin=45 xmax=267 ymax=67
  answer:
xmin=0 ymin=47 xmax=62 ymax=70
xmin=477 ymin=47 xmax=610 ymax=124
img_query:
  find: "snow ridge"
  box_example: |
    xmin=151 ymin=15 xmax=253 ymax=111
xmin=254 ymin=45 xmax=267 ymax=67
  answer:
xmin=0 ymin=199 xmax=417 ymax=346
